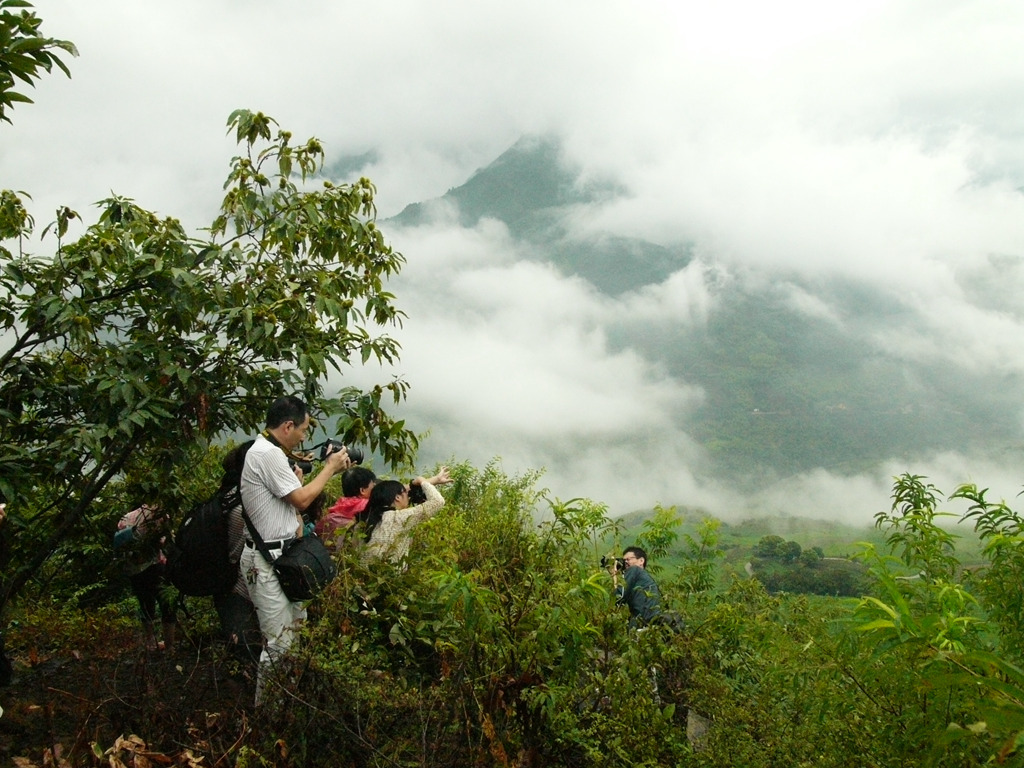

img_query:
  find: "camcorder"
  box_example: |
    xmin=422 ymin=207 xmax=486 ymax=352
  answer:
xmin=290 ymin=440 xmax=364 ymax=474
xmin=601 ymin=555 xmax=626 ymax=571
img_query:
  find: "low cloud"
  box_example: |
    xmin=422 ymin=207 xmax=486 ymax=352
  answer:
xmin=352 ymin=216 xmax=705 ymax=445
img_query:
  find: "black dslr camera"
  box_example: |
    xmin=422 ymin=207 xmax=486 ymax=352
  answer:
xmin=601 ymin=555 xmax=626 ymax=571
xmin=318 ymin=439 xmax=364 ymax=465
xmin=290 ymin=440 xmax=364 ymax=474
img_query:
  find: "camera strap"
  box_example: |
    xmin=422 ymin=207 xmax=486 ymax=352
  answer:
xmin=261 ymin=428 xmax=312 ymax=466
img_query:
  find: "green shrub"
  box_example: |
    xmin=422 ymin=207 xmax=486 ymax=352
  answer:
xmin=245 ymin=460 xmax=695 ymax=766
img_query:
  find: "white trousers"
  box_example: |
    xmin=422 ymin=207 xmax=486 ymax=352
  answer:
xmin=240 ymin=544 xmax=306 ymax=704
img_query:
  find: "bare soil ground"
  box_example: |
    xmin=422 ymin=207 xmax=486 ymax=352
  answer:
xmin=0 ymin=635 xmax=256 ymax=766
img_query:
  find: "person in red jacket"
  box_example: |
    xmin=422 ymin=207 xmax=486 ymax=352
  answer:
xmin=316 ymin=467 xmax=377 ymax=547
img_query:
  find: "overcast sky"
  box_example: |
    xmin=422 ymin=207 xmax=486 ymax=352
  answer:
xmin=5 ymin=0 xmax=1024 ymax=526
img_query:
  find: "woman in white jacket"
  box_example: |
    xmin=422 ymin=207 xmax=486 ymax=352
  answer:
xmin=359 ymin=468 xmax=451 ymax=564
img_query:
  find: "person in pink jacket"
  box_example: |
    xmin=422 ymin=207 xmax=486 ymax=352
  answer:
xmin=316 ymin=467 xmax=377 ymax=547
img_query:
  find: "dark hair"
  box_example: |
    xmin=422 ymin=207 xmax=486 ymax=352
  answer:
xmin=624 ymin=546 xmax=648 ymax=565
xmin=218 ymin=439 xmax=255 ymax=507
xmin=265 ymin=395 xmax=308 ymax=429
xmin=342 ymin=467 xmax=377 ymax=498
xmin=408 ymin=482 xmax=427 ymax=505
xmin=303 ymin=492 xmax=329 ymax=524
xmin=359 ymin=480 xmax=406 ymax=542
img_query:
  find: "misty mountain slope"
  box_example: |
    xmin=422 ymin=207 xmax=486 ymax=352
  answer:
xmin=661 ymin=285 xmax=1019 ymax=479
xmin=386 ymin=136 xmax=1024 ymax=485
xmin=391 ymin=136 xmax=689 ymax=294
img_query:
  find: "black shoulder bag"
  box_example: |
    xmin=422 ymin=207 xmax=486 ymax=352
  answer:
xmin=241 ymin=504 xmax=337 ymax=602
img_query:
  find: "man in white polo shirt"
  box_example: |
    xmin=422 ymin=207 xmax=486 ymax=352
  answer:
xmin=240 ymin=395 xmax=350 ymax=704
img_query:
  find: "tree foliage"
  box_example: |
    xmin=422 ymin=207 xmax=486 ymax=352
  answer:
xmin=0 ymin=109 xmax=418 ymax=612
xmin=850 ymin=473 xmax=1024 ymax=762
xmin=0 ymin=0 xmax=75 ymax=123
xmin=752 ymin=534 xmax=785 ymax=559
xmin=676 ymin=516 xmax=723 ymax=593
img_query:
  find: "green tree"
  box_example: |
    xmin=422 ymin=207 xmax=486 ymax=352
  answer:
xmin=753 ymin=534 xmax=784 ymax=559
xmin=851 ymin=473 xmax=1024 ymax=763
xmin=778 ymin=539 xmax=802 ymax=563
xmin=635 ymin=502 xmax=681 ymax=573
xmin=0 ymin=0 xmax=75 ymax=123
xmin=798 ymin=547 xmax=821 ymax=567
xmin=678 ymin=516 xmax=722 ymax=593
xmin=953 ymin=482 xmax=1024 ymax=659
xmin=0 ymin=109 xmax=418 ymax=615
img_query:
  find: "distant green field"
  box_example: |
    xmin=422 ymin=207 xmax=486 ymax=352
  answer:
xmin=604 ymin=506 xmax=989 ymax=594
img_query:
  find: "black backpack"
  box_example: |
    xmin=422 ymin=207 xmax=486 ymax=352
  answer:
xmin=166 ymin=493 xmax=238 ymax=596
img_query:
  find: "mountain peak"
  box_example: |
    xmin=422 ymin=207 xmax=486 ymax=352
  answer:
xmin=390 ymin=135 xmax=609 ymax=233
xmin=389 ymin=135 xmax=683 ymax=294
